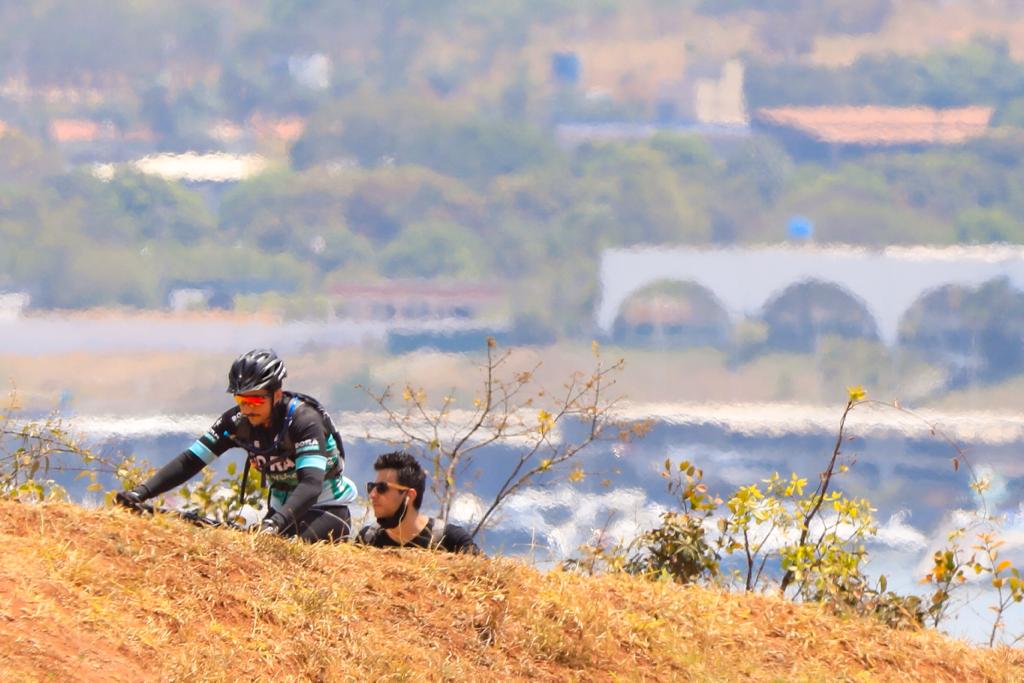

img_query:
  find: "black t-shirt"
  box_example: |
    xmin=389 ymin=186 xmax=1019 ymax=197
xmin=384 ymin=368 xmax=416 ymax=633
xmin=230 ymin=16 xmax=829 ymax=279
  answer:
xmin=356 ymin=518 xmax=482 ymax=555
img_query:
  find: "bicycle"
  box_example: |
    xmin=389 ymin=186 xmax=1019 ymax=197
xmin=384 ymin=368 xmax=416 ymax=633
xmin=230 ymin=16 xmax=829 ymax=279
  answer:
xmin=119 ymin=498 xmax=247 ymax=531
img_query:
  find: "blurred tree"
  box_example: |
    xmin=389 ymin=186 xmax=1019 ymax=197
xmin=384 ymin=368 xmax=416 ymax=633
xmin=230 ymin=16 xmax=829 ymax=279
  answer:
xmin=155 ymin=239 xmax=313 ymax=299
xmin=109 ymin=172 xmax=215 ymax=245
xmin=226 ymin=173 xmax=375 ymax=274
xmin=648 ymin=133 xmax=723 ymax=177
xmin=0 ymin=132 xmax=61 ymax=184
xmin=293 ymin=93 xmax=559 ymax=181
xmin=574 ymin=143 xmax=712 ymax=244
xmin=46 ymin=173 xmax=139 ymax=245
xmin=866 ymin=151 xmax=1007 ymax=219
xmin=139 ymin=85 xmax=178 ymax=140
xmin=955 ymin=207 xmax=1024 ymax=244
xmin=24 ymin=0 xmax=164 ymax=85
xmin=995 ymin=98 xmax=1024 ymax=128
xmin=723 ymin=136 xmax=795 ymax=206
xmin=378 ymin=220 xmax=489 ymax=279
xmin=763 ymin=163 xmax=957 ymax=245
xmin=31 ymin=243 xmax=160 ymax=308
xmin=343 ymin=166 xmax=485 ymax=243
xmin=747 ymin=36 xmax=1024 ymax=109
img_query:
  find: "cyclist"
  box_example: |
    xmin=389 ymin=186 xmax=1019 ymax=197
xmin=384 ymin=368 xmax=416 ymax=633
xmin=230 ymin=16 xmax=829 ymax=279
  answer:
xmin=355 ymin=451 xmax=481 ymax=554
xmin=115 ymin=348 xmax=357 ymax=542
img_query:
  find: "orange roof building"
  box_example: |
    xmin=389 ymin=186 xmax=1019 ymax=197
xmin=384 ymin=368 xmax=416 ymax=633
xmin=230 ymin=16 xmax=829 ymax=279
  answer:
xmin=49 ymin=119 xmax=114 ymax=143
xmin=752 ymin=105 xmax=993 ymax=159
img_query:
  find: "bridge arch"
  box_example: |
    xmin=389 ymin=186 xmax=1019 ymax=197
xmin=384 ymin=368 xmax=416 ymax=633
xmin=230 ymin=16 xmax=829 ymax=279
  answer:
xmin=597 ymin=245 xmax=1024 ymax=345
xmin=612 ymin=279 xmax=731 ymax=347
xmin=897 ymin=278 xmax=1024 ymax=381
xmin=759 ymin=279 xmax=878 ymax=351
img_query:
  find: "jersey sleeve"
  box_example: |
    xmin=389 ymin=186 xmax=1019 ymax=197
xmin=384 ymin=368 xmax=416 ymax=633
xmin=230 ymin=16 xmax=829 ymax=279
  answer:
xmin=138 ymin=408 xmax=238 ymax=497
xmin=184 ymin=409 xmax=239 ymax=465
xmin=270 ymin=404 xmax=330 ymax=527
xmin=289 ymin=404 xmax=331 ymax=472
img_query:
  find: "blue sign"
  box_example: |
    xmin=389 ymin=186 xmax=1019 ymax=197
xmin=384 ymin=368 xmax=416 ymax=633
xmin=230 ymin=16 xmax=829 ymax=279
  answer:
xmin=551 ymin=52 xmax=580 ymax=85
xmin=787 ymin=215 xmax=814 ymax=240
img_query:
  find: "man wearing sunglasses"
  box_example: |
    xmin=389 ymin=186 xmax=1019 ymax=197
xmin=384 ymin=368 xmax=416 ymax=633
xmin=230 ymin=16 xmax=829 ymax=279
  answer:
xmin=115 ymin=348 xmax=357 ymax=542
xmin=355 ymin=451 xmax=481 ymax=554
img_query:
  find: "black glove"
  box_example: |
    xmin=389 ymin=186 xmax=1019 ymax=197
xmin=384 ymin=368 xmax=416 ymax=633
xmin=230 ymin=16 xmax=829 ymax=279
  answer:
xmin=115 ymin=486 xmax=150 ymax=510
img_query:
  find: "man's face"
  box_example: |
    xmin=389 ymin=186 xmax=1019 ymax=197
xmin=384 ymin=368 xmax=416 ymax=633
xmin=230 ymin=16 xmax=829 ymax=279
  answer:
xmin=368 ymin=469 xmax=410 ymax=518
xmin=234 ymin=389 xmax=279 ymax=427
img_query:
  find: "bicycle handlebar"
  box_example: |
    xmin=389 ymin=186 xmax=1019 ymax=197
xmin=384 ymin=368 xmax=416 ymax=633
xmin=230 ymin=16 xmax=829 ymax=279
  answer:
xmin=125 ymin=500 xmax=246 ymax=531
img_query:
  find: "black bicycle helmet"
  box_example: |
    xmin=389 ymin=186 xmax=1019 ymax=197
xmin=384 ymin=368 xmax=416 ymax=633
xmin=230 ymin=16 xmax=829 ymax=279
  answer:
xmin=227 ymin=348 xmax=287 ymax=393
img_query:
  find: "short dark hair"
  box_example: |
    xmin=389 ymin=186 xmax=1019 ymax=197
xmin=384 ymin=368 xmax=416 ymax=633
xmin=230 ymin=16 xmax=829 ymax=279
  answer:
xmin=373 ymin=451 xmax=427 ymax=510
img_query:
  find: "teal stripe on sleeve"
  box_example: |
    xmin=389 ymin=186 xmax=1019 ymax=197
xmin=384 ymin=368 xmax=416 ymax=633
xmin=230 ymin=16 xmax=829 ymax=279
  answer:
xmin=338 ymin=477 xmax=353 ymax=497
xmin=295 ymin=454 xmax=328 ymax=471
xmin=188 ymin=440 xmax=216 ymax=465
xmin=324 ymin=475 xmax=357 ymax=504
xmin=295 ymin=444 xmax=321 ymax=455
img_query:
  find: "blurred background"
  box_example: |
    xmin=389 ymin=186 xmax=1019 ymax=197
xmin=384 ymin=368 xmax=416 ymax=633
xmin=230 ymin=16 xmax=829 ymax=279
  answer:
xmin=2 ymin=0 xmax=1024 ymax=640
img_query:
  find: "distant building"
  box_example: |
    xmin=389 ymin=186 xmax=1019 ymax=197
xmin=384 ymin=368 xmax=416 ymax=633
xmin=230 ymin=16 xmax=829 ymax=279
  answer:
xmin=694 ymin=60 xmax=747 ymax=125
xmin=330 ymin=281 xmax=506 ymax=322
xmin=553 ymin=55 xmax=749 ymax=147
xmin=0 ymin=292 xmax=29 ymax=321
xmin=48 ymin=118 xmax=156 ymax=163
xmin=557 ymin=37 xmax=689 ymax=103
xmin=665 ymin=58 xmax=748 ymax=126
xmin=129 ymin=152 xmax=268 ymax=183
xmin=167 ymin=287 xmax=233 ymax=312
xmin=208 ymin=114 xmax=306 ymax=148
xmin=752 ymin=105 xmax=994 ymax=161
xmin=50 ymin=118 xmax=118 ymax=143
xmin=0 ymin=78 xmax=106 ymax=107
xmin=555 ymin=121 xmax=749 ymax=149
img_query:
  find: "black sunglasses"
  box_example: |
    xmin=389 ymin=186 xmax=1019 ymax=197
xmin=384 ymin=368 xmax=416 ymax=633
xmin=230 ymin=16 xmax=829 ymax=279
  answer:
xmin=366 ymin=481 xmax=412 ymax=495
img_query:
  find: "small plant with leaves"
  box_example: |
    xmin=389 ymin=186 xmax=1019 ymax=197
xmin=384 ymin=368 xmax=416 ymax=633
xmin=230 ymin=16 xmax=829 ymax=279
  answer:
xmin=363 ymin=338 xmax=649 ymax=538
xmin=1 ymin=390 xmax=150 ymax=503
xmin=622 ymin=458 xmax=722 ymax=584
xmin=177 ymin=460 xmax=267 ymax=526
xmin=563 ymin=512 xmax=633 ymax=577
xmin=580 ymin=385 xmax=935 ymax=632
xmin=921 ymin=527 xmax=974 ymax=629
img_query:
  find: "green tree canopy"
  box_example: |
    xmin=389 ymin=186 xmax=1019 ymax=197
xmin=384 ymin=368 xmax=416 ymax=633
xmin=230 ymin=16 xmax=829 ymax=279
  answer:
xmin=378 ymin=220 xmax=490 ymax=279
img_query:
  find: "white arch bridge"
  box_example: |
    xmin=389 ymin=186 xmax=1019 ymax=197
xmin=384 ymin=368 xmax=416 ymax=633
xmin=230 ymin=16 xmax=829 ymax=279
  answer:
xmin=596 ymin=245 xmax=1024 ymax=345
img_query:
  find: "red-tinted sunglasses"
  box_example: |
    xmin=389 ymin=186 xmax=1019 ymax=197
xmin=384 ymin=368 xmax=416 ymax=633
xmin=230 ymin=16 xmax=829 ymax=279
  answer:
xmin=234 ymin=394 xmax=270 ymax=406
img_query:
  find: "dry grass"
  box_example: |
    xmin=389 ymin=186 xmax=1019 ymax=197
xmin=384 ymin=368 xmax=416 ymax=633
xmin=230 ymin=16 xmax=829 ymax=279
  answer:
xmin=0 ymin=501 xmax=1021 ymax=682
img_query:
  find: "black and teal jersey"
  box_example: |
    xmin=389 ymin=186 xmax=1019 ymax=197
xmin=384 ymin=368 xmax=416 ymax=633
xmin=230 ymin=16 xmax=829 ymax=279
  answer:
xmin=135 ymin=391 xmax=356 ymax=536
xmin=188 ymin=392 xmax=357 ymax=510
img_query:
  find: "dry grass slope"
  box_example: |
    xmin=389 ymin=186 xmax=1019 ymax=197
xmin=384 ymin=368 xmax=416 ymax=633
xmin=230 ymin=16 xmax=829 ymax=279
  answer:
xmin=0 ymin=501 xmax=1021 ymax=682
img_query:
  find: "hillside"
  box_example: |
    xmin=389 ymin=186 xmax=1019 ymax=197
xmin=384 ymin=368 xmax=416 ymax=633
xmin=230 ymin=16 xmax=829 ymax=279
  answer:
xmin=0 ymin=502 xmax=1021 ymax=682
